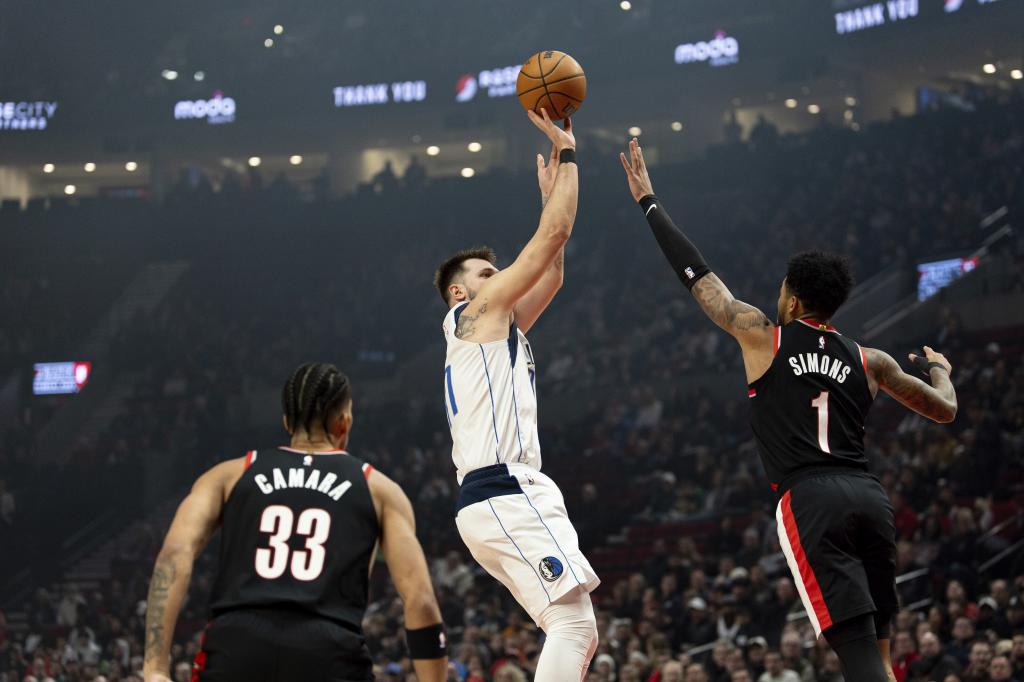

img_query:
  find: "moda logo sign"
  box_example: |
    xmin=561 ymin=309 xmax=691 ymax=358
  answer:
xmin=674 ymin=30 xmax=739 ymax=68
xmin=174 ymin=91 xmax=236 ymax=125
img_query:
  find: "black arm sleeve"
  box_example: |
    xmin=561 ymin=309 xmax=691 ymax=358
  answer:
xmin=638 ymin=194 xmax=711 ymax=290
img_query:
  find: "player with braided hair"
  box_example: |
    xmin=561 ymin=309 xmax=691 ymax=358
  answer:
xmin=143 ymin=363 xmax=447 ymax=682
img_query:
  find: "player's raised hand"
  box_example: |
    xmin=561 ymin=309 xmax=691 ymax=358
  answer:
xmin=536 ymin=143 xmax=559 ymax=206
xmin=527 ymin=108 xmax=575 ymax=151
xmin=909 ymin=345 xmax=953 ymax=377
xmin=620 ymin=137 xmax=655 ymax=203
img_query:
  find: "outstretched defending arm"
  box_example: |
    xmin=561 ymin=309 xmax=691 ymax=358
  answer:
xmin=864 ymin=345 xmax=957 ymax=423
xmin=620 ymin=138 xmax=773 ymax=346
xmin=371 ymin=470 xmax=447 ymax=682
xmin=143 ymin=461 xmax=232 ymax=682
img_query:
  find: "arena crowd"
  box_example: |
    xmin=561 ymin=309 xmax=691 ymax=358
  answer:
xmin=1 ymin=88 xmax=1022 ymax=682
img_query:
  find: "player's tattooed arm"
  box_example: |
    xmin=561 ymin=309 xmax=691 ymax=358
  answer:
xmin=454 ymin=301 xmax=487 ymax=339
xmin=864 ymin=346 xmax=956 ymax=423
xmin=143 ymin=462 xmax=230 ymax=679
xmin=691 ymin=274 xmax=774 ymax=338
xmin=143 ymin=555 xmax=177 ymax=664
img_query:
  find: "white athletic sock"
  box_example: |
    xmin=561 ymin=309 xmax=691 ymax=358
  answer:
xmin=534 ymin=589 xmax=598 ymax=682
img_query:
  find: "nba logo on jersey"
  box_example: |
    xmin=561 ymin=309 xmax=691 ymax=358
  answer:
xmin=684 ymin=267 xmax=696 ymax=280
xmin=818 ymin=336 xmax=826 ymax=350
xmin=304 ymin=455 xmax=313 ymax=466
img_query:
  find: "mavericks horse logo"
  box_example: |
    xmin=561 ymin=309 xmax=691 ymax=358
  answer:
xmin=539 ymin=556 xmax=563 ymax=582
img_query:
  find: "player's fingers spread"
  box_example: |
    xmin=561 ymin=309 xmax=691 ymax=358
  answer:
xmin=563 ymin=116 xmax=572 ymax=133
xmin=540 ymin=107 xmax=552 ymax=125
xmin=619 ymin=152 xmax=632 ymax=173
xmin=908 ymin=353 xmax=918 ymax=362
xmin=537 ymin=153 xmax=545 ymax=169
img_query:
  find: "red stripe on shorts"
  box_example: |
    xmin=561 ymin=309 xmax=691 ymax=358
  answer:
xmin=780 ymin=490 xmax=833 ymax=631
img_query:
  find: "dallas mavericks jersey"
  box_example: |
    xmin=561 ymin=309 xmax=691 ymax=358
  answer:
xmin=442 ymin=302 xmax=541 ymax=482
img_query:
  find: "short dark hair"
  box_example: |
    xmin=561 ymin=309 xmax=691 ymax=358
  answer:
xmin=433 ymin=246 xmax=497 ymax=305
xmin=785 ymin=250 xmax=854 ymax=320
xmin=281 ymin=363 xmax=352 ymax=435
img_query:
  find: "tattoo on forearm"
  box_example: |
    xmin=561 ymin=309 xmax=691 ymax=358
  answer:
xmin=144 ymin=556 xmax=177 ymax=663
xmin=691 ymin=275 xmax=771 ymax=332
xmin=454 ymin=302 xmax=487 ymax=339
xmin=867 ymin=349 xmax=956 ymax=420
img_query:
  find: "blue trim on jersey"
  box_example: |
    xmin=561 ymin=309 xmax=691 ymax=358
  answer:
xmin=487 ymin=498 xmax=551 ymax=602
xmin=445 ymin=365 xmax=459 ymax=416
xmin=507 ymin=321 xmax=518 ymax=368
xmin=478 ymin=345 xmax=501 ymax=464
xmin=520 ymin=490 xmax=583 ymax=586
xmin=452 ymin=302 xmax=468 ymax=326
xmin=507 ymin=334 xmax=526 ymax=463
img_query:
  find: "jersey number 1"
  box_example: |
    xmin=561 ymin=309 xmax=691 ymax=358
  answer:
xmin=811 ymin=391 xmax=831 ymax=454
xmin=254 ymin=505 xmax=331 ymax=581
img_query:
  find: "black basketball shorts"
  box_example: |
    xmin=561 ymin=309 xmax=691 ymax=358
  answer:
xmin=775 ymin=471 xmax=899 ymax=637
xmin=191 ymin=608 xmax=373 ymax=682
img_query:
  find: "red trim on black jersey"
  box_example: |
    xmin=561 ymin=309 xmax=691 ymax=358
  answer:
xmin=795 ymin=318 xmax=839 ymax=333
xmin=858 ymin=345 xmax=868 ymax=372
xmin=780 ymin=492 xmax=833 ymax=631
xmin=278 ymin=446 xmax=350 ymax=455
xmin=773 ymin=326 xmax=781 ymax=354
xmin=243 ymin=450 xmax=257 ymax=470
xmin=191 ymin=622 xmax=211 ymax=682
xmin=748 ymin=388 xmax=757 ymax=398
xmin=362 ymin=463 xmax=374 ymax=479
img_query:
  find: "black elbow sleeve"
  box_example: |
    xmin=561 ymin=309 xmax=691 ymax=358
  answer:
xmin=638 ymin=195 xmax=711 ymax=290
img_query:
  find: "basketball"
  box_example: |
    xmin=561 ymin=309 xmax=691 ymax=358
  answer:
xmin=516 ymin=50 xmax=587 ymax=120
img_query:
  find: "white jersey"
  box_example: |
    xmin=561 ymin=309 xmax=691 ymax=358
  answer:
xmin=442 ymin=302 xmax=542 ymax=481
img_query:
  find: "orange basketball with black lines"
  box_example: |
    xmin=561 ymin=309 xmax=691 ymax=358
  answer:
xmin=516 ymin=50 xmax=586 ymax=120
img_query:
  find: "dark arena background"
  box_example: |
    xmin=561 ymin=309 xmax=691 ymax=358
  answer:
xmin=2 ymin=1 xmax=1024 ymax=681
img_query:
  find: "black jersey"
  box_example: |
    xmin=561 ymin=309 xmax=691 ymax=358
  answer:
xmin=209 ymin=447 xmax=379 ymax=633
xmin=748 ymin=319 xmax=874 ymax=490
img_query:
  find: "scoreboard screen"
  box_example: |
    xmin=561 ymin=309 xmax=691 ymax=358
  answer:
xmin=917 ymin=257 xmax=978 ymax=301
xmin=33 ymin=361 xmax=92 ymax=395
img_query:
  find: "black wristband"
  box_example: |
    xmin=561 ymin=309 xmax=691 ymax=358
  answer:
xmin=406 ymin=623 xmax=447 ymax=660
xmin=558 ymin=148 xmax=577 ymax=164
xmin=911 ymin=355 xmax=948 ymax=376
xmin=638 ymin=194 xmax=711 ymax=290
